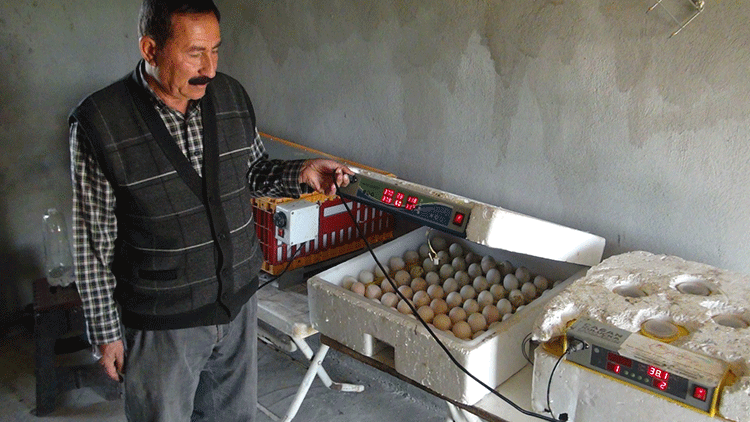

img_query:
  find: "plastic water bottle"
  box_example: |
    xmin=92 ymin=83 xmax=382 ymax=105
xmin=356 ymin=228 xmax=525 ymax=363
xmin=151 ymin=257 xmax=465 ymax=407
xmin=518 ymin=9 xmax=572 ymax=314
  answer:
xmin=43 ymin=208 xmax=75 ymax=287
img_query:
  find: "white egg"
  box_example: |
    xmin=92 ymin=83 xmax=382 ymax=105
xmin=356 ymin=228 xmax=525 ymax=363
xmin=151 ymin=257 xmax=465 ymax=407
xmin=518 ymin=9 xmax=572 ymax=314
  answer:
xmin=464 ymin=252 xmax=481 ymax=264
xmin=416 ymin=305 xmax=434 ymax=323
xmin=410 ymin=277 xmax=427 ymax=292
xmin=482 ymin=305 xmax=501 ymax=324
xmin=412 ymin=290 xmax=431 ymax=308
xmin=342 ymin=275 xmax=358 ymax=290
xmin=448 ymin=306 xmax=467 ymax=324
xmin=521 ymin=282 xmax=537 ymax=302
xmin=462 ymin=298 xmax=479 ymax=315
xmin=394 ymin=270 xmax=411 ymax=286
xmin=473 ymin=276 xmax=489 ymax=292
xmin=448 ymin=243 xmax=464 ymax=258
xmin=351 ymin=281 xmax=365 ymax=296
xmin=422 ymin=258 xmax=437 ymax=273
xmin=403 ymin=250 xmax=420 ymax=266
xmin=427 ymin=284 xmax=445 ymax=300
xmin=436 ymin=251 xmax=451 ymax=266
xmin=358 ymin=270 xmax=374 ymax=284
xmin=439 ymin=264 xmax=455 ymax=280
xmin=418 ymin=243 xmax=432 ymax=259
xmin=467 ymin=313 xmax=487 ymax=333
xmin=489 ymin=284 xmax=507 ymax=301
xmin=485 ymin=268 xmax=502 ymax=285
xmin=381 ymin=279 xmax=396 ymax=293
xmin=508 ymin=289 xmax=525 ymax=308
xmin=374 ymin=264 xmax=389 ymax=280
xmin=365 ymin=284 xmax=382 ymax=300
xmin=445 ymin=291 xmax=463 ymax=308
xmin=442 ymin=278 xmax=458 ymax=294
xmin=459 ymin=285 xmax=477 ymax=301
xmin=431 ymin=237 xmax=448 ymax=252
xmin=454 ymin=271 xmax=471 ymax=287
xmin=515 ymin=266 xmax=531 ymax=284
xmin=467 ymin=263 xmax=483 ymax=279
xmin=397 ymin=299 xmax=412 ymax=314
xmin=430 ymin=298 xmax=449 ymax=315
xmin=502 ymin=313 xmax=512 ymax=321
xmin=503 ymin=274 xmax=520 ymax=291
xmin=477 ymin=290 xmax=494 ymax=309
xmin=397 ymin=285 xmax=413 ymax=300
xmin=451 ymin=256 xmax=467 ymax=272
xmin=380 ymin=292 xmax=398 ymax=308
xmin=480 ymin=255 xmax=497 ymax=274
xmin=389 ymin=256 xmax=406 ymax=272
xmin=533 ymin=275 xmax=549 ymax=291
xmin=433 ymin=314 xmax=452 ymax=331
xmin=425 ymin=271 xmax=441 ymax=286
xmin=499 ymin=260 xmax=514 ymax=276
xmin=496 ymin=298 xmax=512 ymax=315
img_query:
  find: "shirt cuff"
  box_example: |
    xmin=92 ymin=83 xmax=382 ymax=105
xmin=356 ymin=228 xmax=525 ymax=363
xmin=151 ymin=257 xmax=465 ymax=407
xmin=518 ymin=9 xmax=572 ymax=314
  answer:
xmin=283 ymin=159 xmax=314 ymax=197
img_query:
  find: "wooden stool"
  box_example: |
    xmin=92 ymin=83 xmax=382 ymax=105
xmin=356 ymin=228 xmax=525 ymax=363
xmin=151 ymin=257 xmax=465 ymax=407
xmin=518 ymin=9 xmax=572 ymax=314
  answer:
xmin=32 ymin=278 xmax=120 ymax=416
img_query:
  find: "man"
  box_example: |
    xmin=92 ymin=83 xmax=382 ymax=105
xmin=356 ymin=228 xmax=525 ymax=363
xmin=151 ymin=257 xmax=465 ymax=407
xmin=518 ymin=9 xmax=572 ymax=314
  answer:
xmin=69 ymin=1 xmax=352 ymax=420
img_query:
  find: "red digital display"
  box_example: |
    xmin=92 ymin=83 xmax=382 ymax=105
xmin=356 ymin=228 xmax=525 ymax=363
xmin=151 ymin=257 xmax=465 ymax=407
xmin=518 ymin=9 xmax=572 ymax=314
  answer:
xmin=654 ymin=379 xmax=669 ymax=391
xmin=693 ymin=386 xmax=707 ymax=401
xmin=648 ymin=365 xmax=670 ymax=381
xmin=394 ymin=199 xmax=403 ymax=207
xmin=395 ymin=192 xmax=405 ymax=200
xmin=607 ymin=352 xmax=633 ymax=368
xmin=606 ymin=362 xmax=622 ymax=374
xmin=381 ymin=189 xmax=420 ymax=210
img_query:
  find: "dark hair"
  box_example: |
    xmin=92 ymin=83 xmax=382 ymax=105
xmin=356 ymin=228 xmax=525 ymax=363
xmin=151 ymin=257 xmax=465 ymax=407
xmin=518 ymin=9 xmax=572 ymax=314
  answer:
xmin=139 ymin=0 xmax=221 ymax=47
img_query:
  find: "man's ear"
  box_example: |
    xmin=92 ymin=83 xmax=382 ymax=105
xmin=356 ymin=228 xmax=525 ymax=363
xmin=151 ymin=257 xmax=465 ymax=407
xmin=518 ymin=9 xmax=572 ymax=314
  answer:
xmin=139 ymin=36 xmax=158 ymax=66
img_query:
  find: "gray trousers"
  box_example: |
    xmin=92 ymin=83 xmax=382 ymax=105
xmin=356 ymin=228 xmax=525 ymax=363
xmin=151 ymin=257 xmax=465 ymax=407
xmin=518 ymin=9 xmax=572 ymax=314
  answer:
xmin=123 ymin=296 xmax=258 ymax=422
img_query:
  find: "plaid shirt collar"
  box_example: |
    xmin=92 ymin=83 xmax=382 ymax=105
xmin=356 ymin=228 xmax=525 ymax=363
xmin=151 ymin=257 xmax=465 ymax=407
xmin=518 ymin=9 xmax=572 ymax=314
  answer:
xmin=135 ymin=60 xmax=201 ymax=119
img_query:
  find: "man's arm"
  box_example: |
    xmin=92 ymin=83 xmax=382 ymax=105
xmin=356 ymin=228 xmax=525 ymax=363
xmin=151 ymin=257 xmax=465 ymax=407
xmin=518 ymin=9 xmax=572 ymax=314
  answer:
xmin=70 ymin=122 xmax=125 ymax=381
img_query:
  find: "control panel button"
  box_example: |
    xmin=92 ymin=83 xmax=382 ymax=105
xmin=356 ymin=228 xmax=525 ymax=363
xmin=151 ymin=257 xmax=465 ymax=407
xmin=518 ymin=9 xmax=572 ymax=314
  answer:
xmin=693 ymin=386 xmax=707 ymax=401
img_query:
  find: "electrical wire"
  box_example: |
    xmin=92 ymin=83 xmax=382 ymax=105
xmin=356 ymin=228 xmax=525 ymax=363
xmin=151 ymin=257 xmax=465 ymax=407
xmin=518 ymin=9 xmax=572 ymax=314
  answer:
xmin=258 ymin=241 xmax=306 ymax=290
xmin=334 ymin=180 xmax=565 ymax=422
xmin=521 ymin=332 xmax=534 ymax=365
xmin=545 ymin=340 xmax=584 ymax=421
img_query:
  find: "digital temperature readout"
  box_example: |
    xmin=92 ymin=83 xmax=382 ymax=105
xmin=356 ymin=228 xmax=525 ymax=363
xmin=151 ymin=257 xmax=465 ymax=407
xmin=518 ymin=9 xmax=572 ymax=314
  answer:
xmin=381 ymin=188 xmax=419 ymax=210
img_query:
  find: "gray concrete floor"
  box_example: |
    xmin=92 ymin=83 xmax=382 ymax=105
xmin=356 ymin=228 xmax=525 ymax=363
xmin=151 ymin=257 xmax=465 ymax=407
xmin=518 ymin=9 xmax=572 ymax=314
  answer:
xmin=0 ymin=325 xmax=448 ymax=422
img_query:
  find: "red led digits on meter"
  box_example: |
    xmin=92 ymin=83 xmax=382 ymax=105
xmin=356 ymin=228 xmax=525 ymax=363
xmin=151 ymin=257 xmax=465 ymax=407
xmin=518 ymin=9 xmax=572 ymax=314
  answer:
xmin=648 ymin=366 xmax=670 ymax=381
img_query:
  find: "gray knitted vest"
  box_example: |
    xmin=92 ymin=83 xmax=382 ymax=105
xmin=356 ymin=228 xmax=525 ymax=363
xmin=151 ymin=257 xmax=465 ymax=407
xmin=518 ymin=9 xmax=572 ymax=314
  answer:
xmin=70 ymin=70 xmax=263 ymax=330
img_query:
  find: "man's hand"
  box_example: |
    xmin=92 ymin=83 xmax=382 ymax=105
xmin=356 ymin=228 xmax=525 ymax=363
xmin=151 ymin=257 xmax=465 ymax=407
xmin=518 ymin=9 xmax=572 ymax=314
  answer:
xmin=98 ymin=340 xmax=125 ymax=382
xmin=299 ymin=159 xmax=354 ymax=196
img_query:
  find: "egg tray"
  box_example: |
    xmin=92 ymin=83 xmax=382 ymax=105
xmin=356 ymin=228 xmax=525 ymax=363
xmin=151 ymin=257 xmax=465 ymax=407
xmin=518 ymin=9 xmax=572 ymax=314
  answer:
xmin=308 ymin=227 xmax=589 ymax=405
xmin=530 ymin=251 xmax=750 ymax=422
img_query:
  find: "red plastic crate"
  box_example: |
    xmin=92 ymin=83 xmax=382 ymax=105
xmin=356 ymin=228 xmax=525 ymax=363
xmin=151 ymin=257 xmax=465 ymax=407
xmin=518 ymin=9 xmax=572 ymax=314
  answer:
xmin=252 ymin=193 xmax=394 ymax=275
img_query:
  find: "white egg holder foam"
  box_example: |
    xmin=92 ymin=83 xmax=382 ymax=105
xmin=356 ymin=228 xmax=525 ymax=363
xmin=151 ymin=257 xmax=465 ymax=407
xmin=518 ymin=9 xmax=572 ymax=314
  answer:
xmin=308 ymin=227 xmax=591 ymax=405
xmin=530 ymin=251 xmax=750 ymax=422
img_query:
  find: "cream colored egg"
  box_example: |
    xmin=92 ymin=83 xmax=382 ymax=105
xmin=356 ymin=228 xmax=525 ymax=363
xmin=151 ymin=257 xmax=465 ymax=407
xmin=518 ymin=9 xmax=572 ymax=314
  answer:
xmin=380 ymin=292 xmax=398 ymax=308
xmin=397 ymin=285 xmax=414 ymax=300
xmin=381 ymin=279 xmax=396 ymax=293
xmin=459 ymin=285 xmax=477 ymax=301
xmin=342 ymin=275 xmax=358 ymax=290
xmin=464 ymin=252 xmax=481 ymax=264
xmin=431 ymin=237 xmax=448 ymax=252
xmin=533 ymin=275 xmax=549 ymax=292
xmin=482 ymin=305 xmax=501 ymax=324
xmin=412 ymin=290 xmax=431 ymax=308
xmin=515 ymin=266 xmax=531 ymax=284
xmin=403 ymin=250 xmax=420 ymax=266
xmin=489 ymin=284 xmax=507 ymax=301
xmin=425 ymin=271 xmax=441 ymax=286
xmin=502 ymin=313 xmax=513 ymax=321
xmin=476 ymin=290 xmax=494 ymax=309
xmin=409 ymin=265 xmax=425 ymax=279
xmin=480 ymin=255 xmax=497 ymax=274
xmin=445 ymin=291 xmax=463 ymax=308
xmin=451 ymin=257 xmax=467 ymax=272
xmin=427 ymin=284 xmax=445 ymax=300
xmin=472 ymin=330 xmax=486 ymax=340
xmin=358 ymin=270 xmax=374 ymax=284
xmin=521 ymin=282 xmax=537 ymax=302
xmin=462 ymin=298 xmax=479 ymax=315
xmin=467 ymin=313 xmax=487 ymax=333
xmin=499 ymin=260 xmax=514 ymax=276
xmin=397 ymin=299 xmax=412 ymax=314
xmin=416 ymin=305 xmax=434 ymax=323
xmin=436 ymin=251 xmax=451 ymax=266
xmin=374 ymin=264 xmax=389 ymax=280
xmin=452 ymin=321 xmax=472 ymax=340
xmin=433 ymin=314 xmax=452 ymax=331
xmin=503 ymin=274 xmax=520 ymax=291
xmin=430 ymin=298 xmax=448 ymax=315
xmin=454 ymin=271 xmax=470 ymax=287
xmin=351 ymin=281 xmax=366 ymax=296
xmin=410 ymin=277 xmax=427 ymax=292
xmin=508 ymin=289 xmax=525 ymax=308
xmin=485 ymin=268 xmax=501 ymax=285
xmin=439 ymin=264 xmax=455 ymax=280
xmin=422 ymin=258 xmax=437 ymax=273
xmin=389 ymin=256 xmax=406 ymax=272
xmin=448 ymin=243 xmax=463 ymax=258
xmin=442 ymin=278 xmax=458 ymax=294
xmin=473 ymin=276 xmax=489 ymax=292
xmin=394 ymin=270 xmax=411 ymax=286
xmin=467 ymin=263 xmax=482 ymax=279
xmin=365 ymin=284 xmax=382 ymax=300
xmin=448 ymin=306 xmax=467 ymax=324
xmin=496 ymin=298 xmax=512 ymax=315
xmin=418 ymin=243 xmax=431 ymax=259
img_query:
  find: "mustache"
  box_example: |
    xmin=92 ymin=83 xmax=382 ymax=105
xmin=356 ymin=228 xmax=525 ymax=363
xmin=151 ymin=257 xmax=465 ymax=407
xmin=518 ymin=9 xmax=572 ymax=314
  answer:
xmin=188 ymin=76 xmax=213 ymax=85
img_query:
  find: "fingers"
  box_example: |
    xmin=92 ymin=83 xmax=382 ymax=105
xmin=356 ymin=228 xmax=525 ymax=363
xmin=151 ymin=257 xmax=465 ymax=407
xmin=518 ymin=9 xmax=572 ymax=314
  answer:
xmin=98 ymin=341 xmax=125 ymax=382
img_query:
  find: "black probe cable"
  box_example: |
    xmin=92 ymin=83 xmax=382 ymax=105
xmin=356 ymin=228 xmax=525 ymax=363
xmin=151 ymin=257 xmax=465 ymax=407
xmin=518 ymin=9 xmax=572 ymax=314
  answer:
xmin=258 ymin=240 xmax=306 ymax=290
xmin=334 ymin=179 xmax=564 ymax=422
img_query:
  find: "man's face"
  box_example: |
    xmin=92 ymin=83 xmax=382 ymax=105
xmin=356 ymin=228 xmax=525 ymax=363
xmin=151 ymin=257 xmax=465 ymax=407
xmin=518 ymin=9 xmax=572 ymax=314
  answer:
xmin=145 ymin=12 xmax=221 ymax=110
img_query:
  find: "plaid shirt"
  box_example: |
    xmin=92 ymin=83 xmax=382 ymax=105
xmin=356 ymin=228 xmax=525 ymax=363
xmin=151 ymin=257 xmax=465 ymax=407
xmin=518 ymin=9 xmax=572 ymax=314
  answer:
xmin=71 ymin=65 xmax=307 ymax=345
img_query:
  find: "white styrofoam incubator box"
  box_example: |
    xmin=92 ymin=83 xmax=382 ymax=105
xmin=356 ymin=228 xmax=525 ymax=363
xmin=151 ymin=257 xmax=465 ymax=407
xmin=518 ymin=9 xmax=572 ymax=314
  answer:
xmin=308 ymin=227 xmax=595 ymax=405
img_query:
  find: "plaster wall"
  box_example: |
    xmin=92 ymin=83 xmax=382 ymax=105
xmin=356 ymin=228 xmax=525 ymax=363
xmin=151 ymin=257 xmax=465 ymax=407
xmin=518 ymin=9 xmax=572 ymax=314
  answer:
xmin=0 ymin=0 xmax=748 ymax=321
